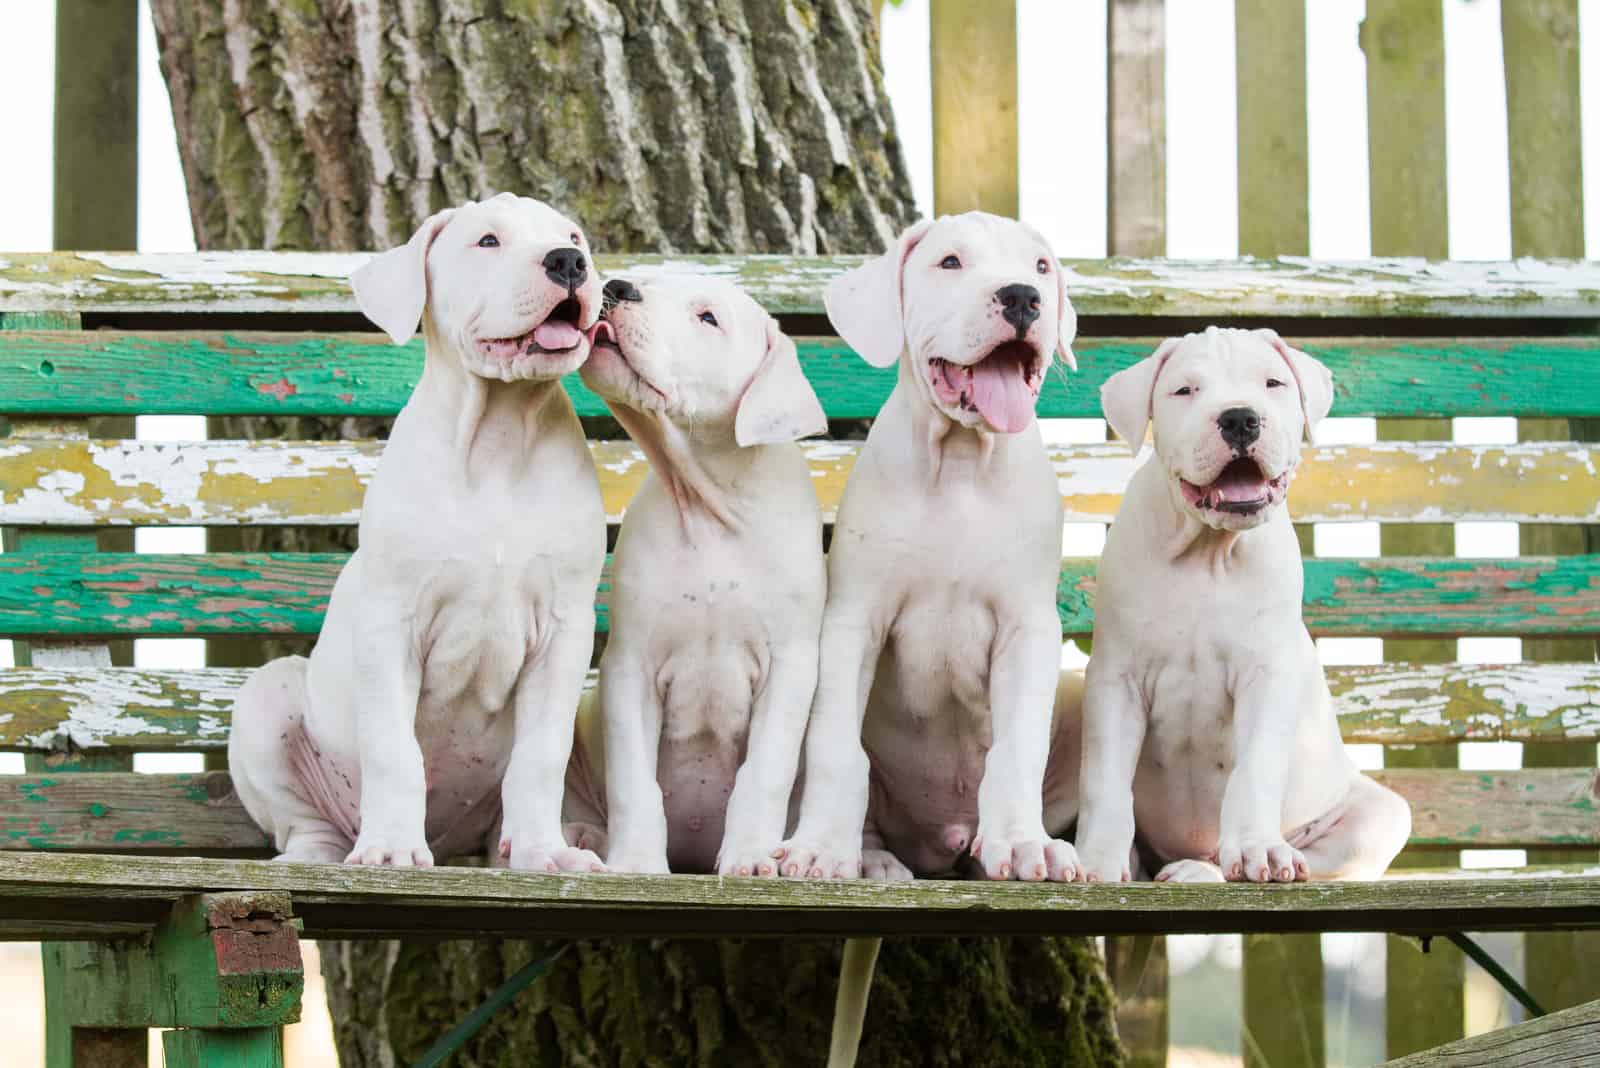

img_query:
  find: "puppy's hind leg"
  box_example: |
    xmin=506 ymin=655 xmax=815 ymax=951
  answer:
xmin=228 ymin=657 xmax=353 ymax=864
xmin=1290 ymin=774 xmax=1412 ymax=880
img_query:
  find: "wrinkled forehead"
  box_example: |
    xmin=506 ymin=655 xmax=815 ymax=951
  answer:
xmin=445 ymin=194 xmax=582 ymax=244
xmin=1159 ymin=330 xmax=1283 ymax=386
xmin=909 ymin=213 xmax=1053 ymax=271
xmin=641 ymin=275 xmax=759 ymax=316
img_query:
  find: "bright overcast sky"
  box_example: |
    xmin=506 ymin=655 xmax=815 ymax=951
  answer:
xmin=1 ymin=0 xmax=1598 ymax=259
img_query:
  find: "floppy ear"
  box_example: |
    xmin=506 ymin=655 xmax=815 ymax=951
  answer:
xmin=350 ymin=208 xmax=456 ymax=345
xmin=735 ymin=317 xmax=829 ymax=447
xmin=824 ymin=218 xmax=935 ymax=368
xmin=1052 ymin=259 xmax=1078 ymax=371
xmin=1257 ymin=329 xmax=1333 ymax=442
xmin=1100 ymin=337 xmax=1181 ymax=450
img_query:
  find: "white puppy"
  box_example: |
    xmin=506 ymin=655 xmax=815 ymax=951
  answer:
xmin=561 ymin=274 xmax=828 ymax=875
xmin=230 ymin=194 xmax=609 ymax=873
xmin=1075 ymin=327 xmax=1411 ymax=884
xmin=778 ymin=212 xmax=1084 ymax=885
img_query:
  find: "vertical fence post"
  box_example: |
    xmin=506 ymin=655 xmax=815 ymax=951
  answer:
xmin=1501 ymin=0 xmax=1600 ymax=1015
xmin=1235 ymin=3 xmax=1323 ymax=1065
xmin=1360 ymin=1 xmax=1467 ymax=1059
xmin=1104 ymin=4 xmax=1169 ymax=1065
xmin=930 ymin=0 xmax=1018 ymax=217
xmin=1107 ymin=0 xmax=1165 ymax=259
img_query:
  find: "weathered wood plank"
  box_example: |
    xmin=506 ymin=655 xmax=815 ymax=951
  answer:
xmin=5 ymin=438 xmax=1599 ymax=528
xmin=930 ymin=0 xmax=1018 ymax=217
xmin=4 ymin=333 xmax=1600 ymax=419
xmin=1235 ymin=0 xmax=1308 ymax=259
xmin=0 ymin=769 xmax=1589 ymax=856
xmin=2 ymin=552 xmax=1598 ymax=638
xmin=0 ymin=661 xmax=1591 ymax=754
xmin=1380 ymin=995 xmax=1600 ymax=1067
xmin=7 ymin=252 xmax=1600 ymax=318
xmin=0 ymin=853 xmax=1596 ymax=941
xmin=1107 ymin=0 xmax=1166 ymax=257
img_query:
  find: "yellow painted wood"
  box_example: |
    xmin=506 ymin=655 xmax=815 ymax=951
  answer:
xmin=930 ymin=0 xmax=1018 ymax=216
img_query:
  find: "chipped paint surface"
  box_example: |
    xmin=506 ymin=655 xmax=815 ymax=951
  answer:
xmin=4 ymin=438 xmax=1597 ymax=527
xmin=1 ymin=252 xmax=1600 ymax=316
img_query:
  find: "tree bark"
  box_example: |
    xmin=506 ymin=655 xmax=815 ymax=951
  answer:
xmin=148 ymin=3 xmax=1123 ymax=1064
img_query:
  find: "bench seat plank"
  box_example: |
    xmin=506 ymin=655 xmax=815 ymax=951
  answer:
xmin=2 ymin=552 xmax=1596 ymax=639
xmin=7 ymin=252 xmax=1600 ymax=318
xmin=3 ymin=333 xmax=1600 ymax=420
xmin=5 ymin=438 xmax=1599 ymax=528
xmin=0 ymin=852 xmax=1594 ymax=941
xmin=1 ymin=663 xmax=1595 ymax=752
xmin=0 ymin=769 xmax=1590 ymax=855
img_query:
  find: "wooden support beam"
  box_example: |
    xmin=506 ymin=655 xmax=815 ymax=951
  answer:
xmin=1235 ymin=0 xmax=1309 ymax=258
xmin=1380 ymin=995 xmax=1600 ymax=1066
xmin=1107 ymin=0 xmax=1165 ymax=256
xmin=929 ymin=0 xmax=1018 ymax=216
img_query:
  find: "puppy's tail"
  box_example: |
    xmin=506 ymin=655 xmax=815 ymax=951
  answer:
xmin=826 ymin=936 xmax=882 ymax=1068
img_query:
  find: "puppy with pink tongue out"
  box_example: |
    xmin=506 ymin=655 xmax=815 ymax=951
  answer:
xmin=778 ymin=212 xmax=1085 ymax=887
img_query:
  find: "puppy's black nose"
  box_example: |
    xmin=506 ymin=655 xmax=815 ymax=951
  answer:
xmin=602 ymin=278 xmax=642 ymax=306
xmin=1218 ymin=407 xmax=1262 ymax=450
xmin=543 ymin=247 xmax=587 ymax=291
xmin=996 ymin=283 xmax=1041 ymax=335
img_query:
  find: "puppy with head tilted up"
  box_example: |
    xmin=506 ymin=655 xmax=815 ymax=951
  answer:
xmin=1074 ymin=328 xmax=1411 ymax=885
xmin=230 ymin=194 xmax=609 ymax=873
xmin=562 ymin=274 xmax=828 ymax=876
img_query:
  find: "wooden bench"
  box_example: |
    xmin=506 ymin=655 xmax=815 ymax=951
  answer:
xmin=2 ymin=251 xmax=1599 ymax=1065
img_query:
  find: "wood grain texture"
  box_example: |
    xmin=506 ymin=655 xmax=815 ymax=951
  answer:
xmin=8 ymin=252 xmax=1600 ymax=318
xmin=1107 ymin=0 xmax=1166 ymax=257
xmin=6 ymin=437 xmax=1600 ymax=528
xmin=930 ymin=0 xmax=1018 ymax=216
xmin=0 ymin=853 xmax=1596 ymax=941
xmin=0 ymin=661 xmax=1591 ymax=754
xmin=1235 ymin=0 xmax=1308 ymax=258
xmin=3 ymin=552 xmax=1599 ymax=638
xmin=4 ymin=333 xmax=1600 ymax=419
xmin=0 ymin=769 xmax=1589 ymax=856
xmin=1379 ymin=995 xmax=1600 ymax=1067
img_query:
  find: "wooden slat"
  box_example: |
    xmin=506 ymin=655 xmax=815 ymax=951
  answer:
xmin=1235 ymin=0 xmax=1308 ymax=259
xmin=0 ymin=768 xmax=1589 ymax=856
xmin=4 ymin=333 xmax=1600 ymax=419
xmin=930 ymin=0 xmax=1018 ymax=217
xmin=1107 ymin=0 xmax=1166 ymax=257
xmin=5 ymin=437 xmax=1598 ymax=528
xmin=8 ymin=252 xmax=1600 ymax=318
xmin=0 ymin=661 xmax=1592 ymax=754
xmin=1 ymin=552 xmax=1597 ymax=638
xmin=1380 ymin=995 xmax=1600 ymax=1067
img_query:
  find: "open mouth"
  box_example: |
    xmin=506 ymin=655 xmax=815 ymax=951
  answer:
xmin=929 ymin=340 xmax=1045 ymax=433
xmin=588 ymin=317 xmax=619 ymax=353
xmin=1179 ymin=456 xmax=1290 ymax=515
xmin=478 ymin=297 xmax=586 ymax=360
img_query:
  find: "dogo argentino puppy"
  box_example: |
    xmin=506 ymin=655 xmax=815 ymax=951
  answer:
xmin=230 ymin=194 xmax=610 ymax=872
xmin=778 ymin=212 xmax=1085 ymax=886
xmin=1075 ymin=327 xmax=1411 ymax=884
xmin=561 ymin=274 xmax=828 ymax=875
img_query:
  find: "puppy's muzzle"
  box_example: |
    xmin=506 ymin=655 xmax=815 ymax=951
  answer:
xmin=543 ymin=247 xmax=588 ymax=292
xmin=996 ymin=283 xmax=1041 ymax=338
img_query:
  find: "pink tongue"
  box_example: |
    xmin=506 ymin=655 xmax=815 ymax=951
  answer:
xmin=968 ymin=358 xmax=1035 ymax=433
xmin=533 ymin=320 xmax=583 ymax=351
xmin=1213 ymin=463 xmax=1267 ymax=501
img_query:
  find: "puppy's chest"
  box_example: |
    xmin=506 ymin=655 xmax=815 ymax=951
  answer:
xmin=417 ymin=566 xmax=547 ymax=715
xmin=1138 ymin=639 xmax=1240 ymax=762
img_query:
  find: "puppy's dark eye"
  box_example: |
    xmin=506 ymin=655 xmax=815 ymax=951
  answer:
xmin=1036 ymin=258 xmax=1051 ymax=274
xmin=1266 ymin=378 xmax=1287 ymax=388
xmin=939 ymin=255 xmax=961 ymax=270
xmin=1173 ymin=386 xmax=1195 ymax=397
xmin=698 ymin=310 xmax=719 ymax=327
xmin=477 ymin=234 xmax=499 ymax=248
xmin=570 ymin=232 xmax=582 ymax=246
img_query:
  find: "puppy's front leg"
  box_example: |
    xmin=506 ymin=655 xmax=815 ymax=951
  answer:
xmin=500 ymin=618 xmax=606 ymax=873
xmin=1218 ymin=664 xmax=1307 ymax=883
xmin=717 ymin=642 xmax=820 ymax=877
xmin=777 ymin=604 xmax=883 ymax=879
xmin=347 ymin=614 xmax=430 ymax=867
xmin=1073 ymin=655 xmax=1147 ymax=883
xmin=974 ymin=610 xmax=1079 ymax=882
xmin=597 ymin=647 xmax=670 ymax=874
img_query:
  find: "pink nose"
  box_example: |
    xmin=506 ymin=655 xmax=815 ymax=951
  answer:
xmin=943 ymin=824 xmax=973 ymax=854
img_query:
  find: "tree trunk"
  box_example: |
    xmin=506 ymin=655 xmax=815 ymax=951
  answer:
xmin=148 ymin=3 xmax=1123 ymax=1064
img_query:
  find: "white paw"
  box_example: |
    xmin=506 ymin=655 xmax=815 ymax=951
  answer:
xmin=973 ymin=832 xmax=1080 ymax=882
xmin=717 ymin=839 xmax=782 ymax=878
xmin=1155 ymin=858 xmax=1226 ymax=884
xmin=500 ymin=836 xmax=607 ymax=873
xmin=862 ymin=848 xmax=914 ymax=881
xmin=1074 ymin=841 xmax=1134 ymax=884
xmin=772 ymin=837 xmax=861 ymax=880
xmin=345 ymin=829 xmax=433 ymax=868
xmin=1219 ymin=836 xmax=1307 ymax=883
xmin=602 ymin=848 xmax=669 ymax=875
